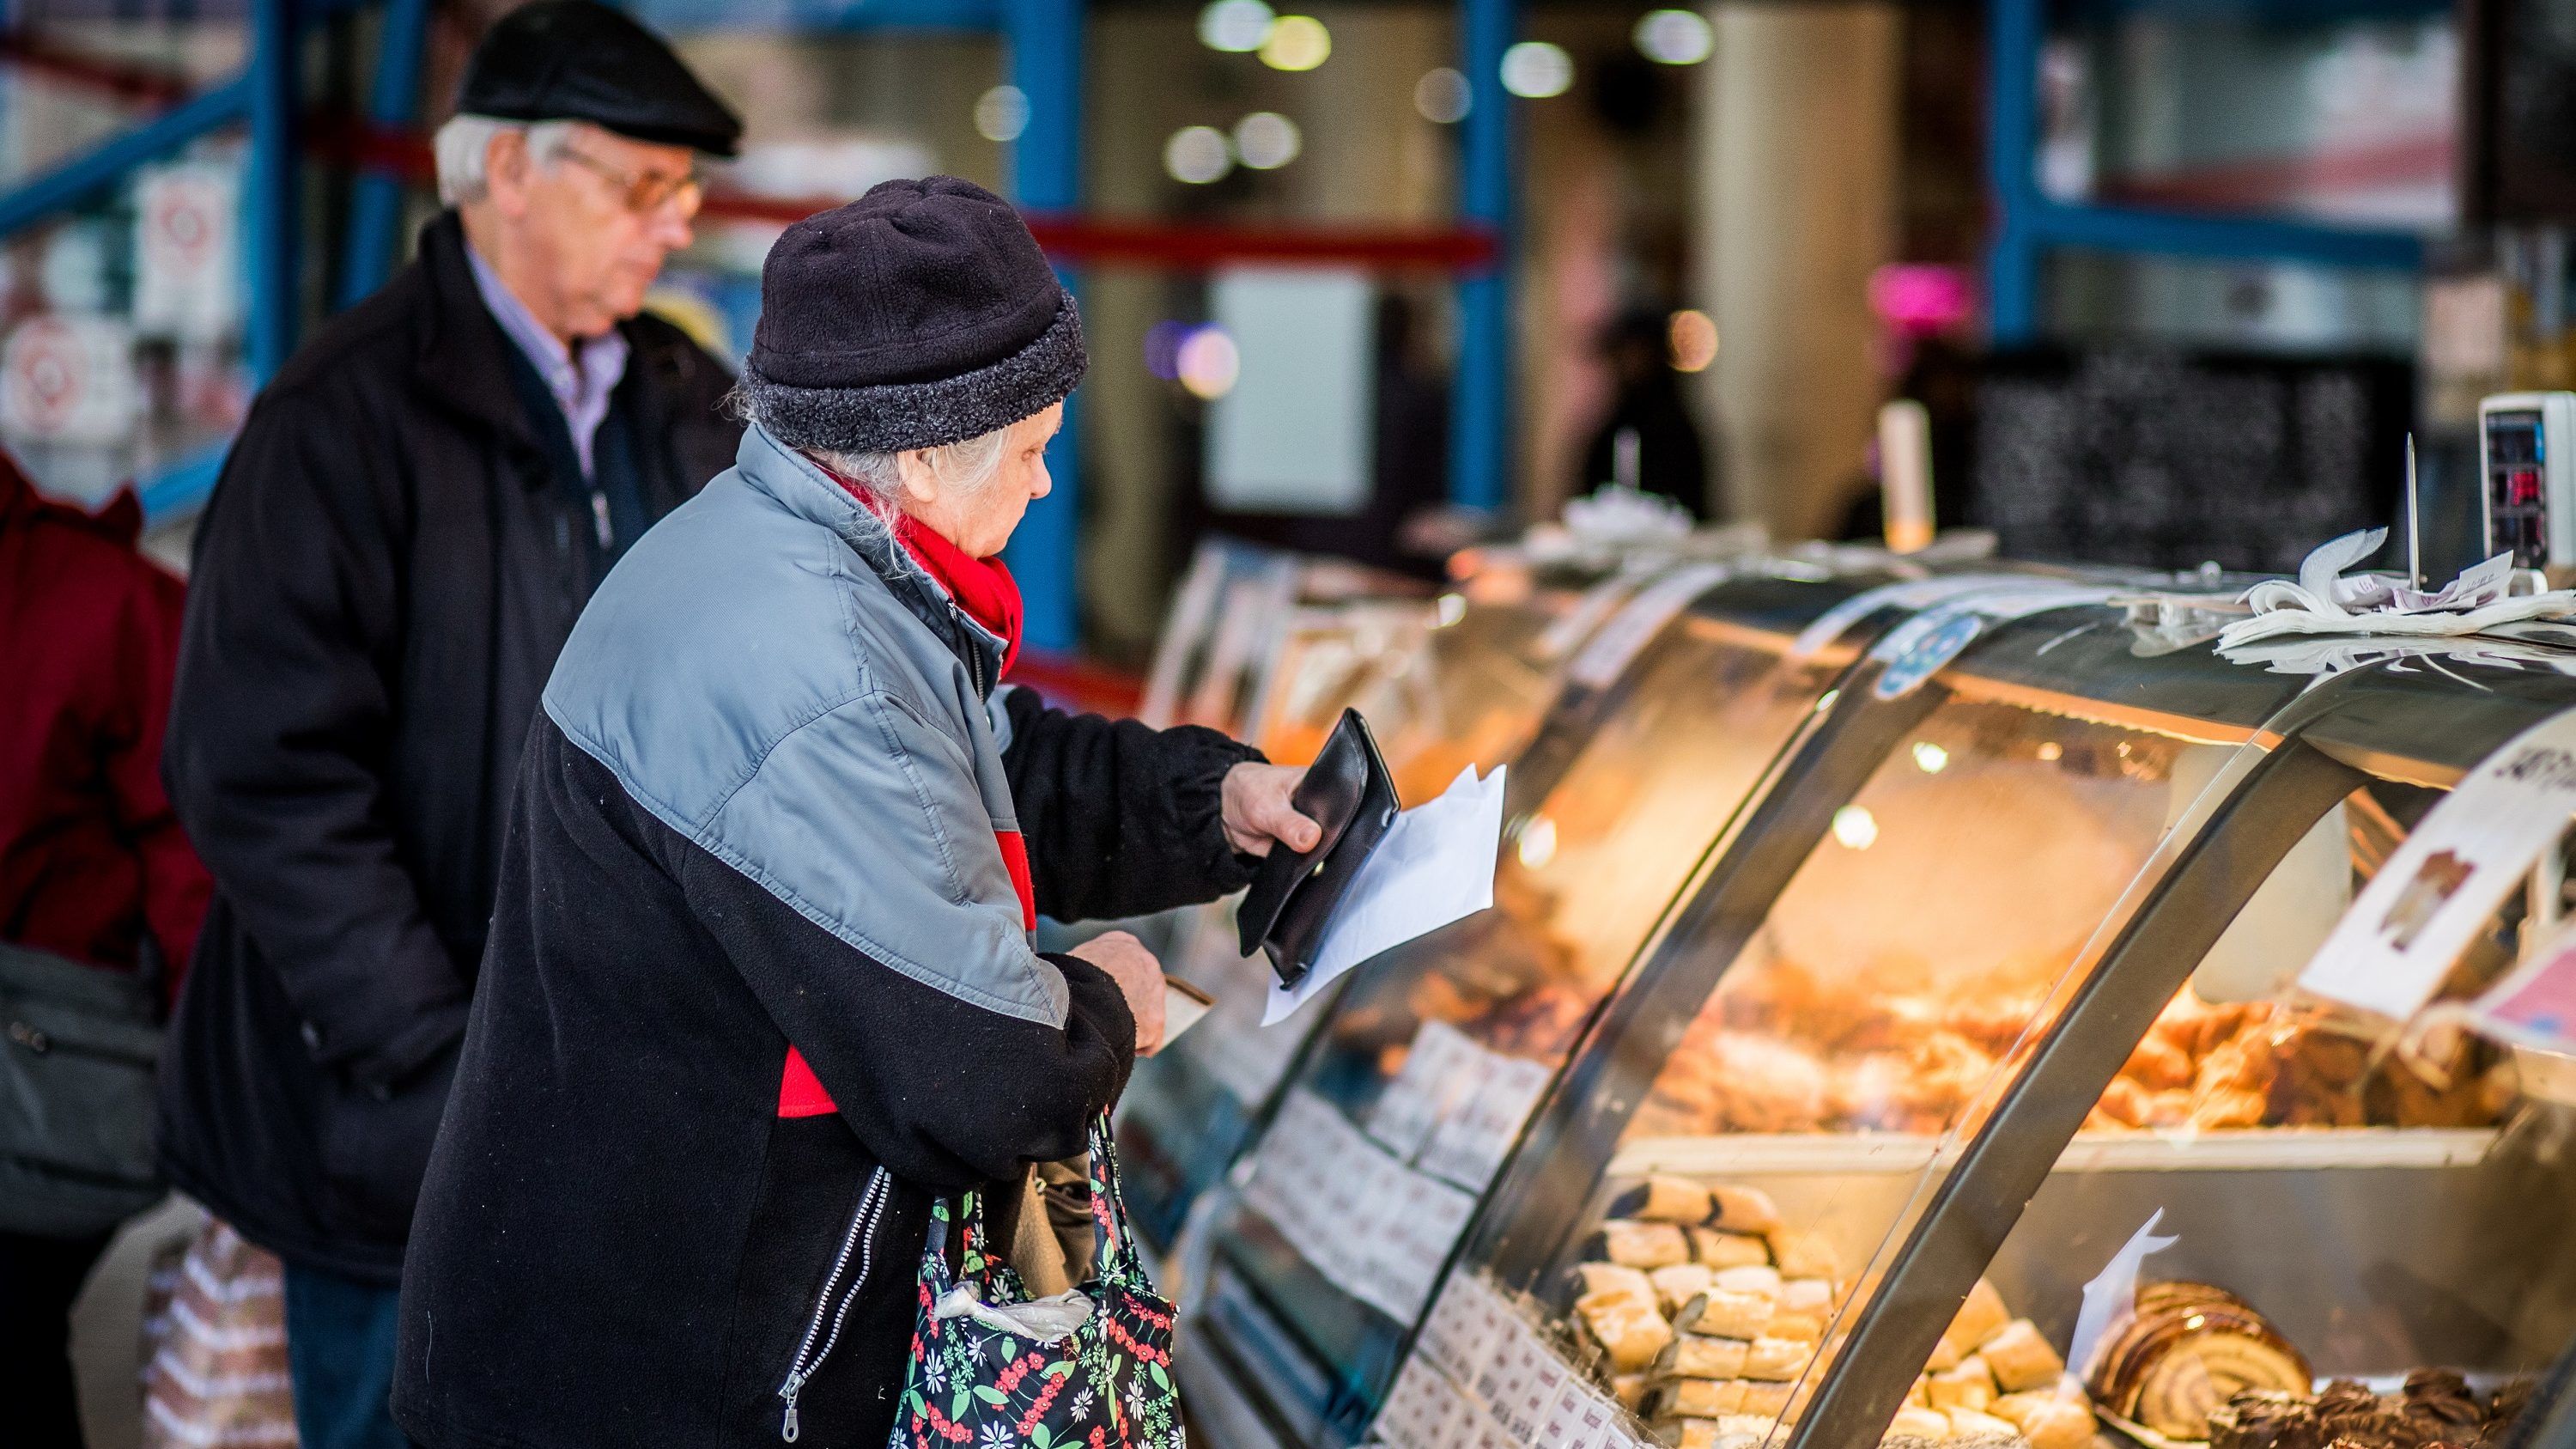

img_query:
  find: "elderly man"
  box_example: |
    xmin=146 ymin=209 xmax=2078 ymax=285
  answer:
xmin=158 ymin=4 xmax=741 ymax=1445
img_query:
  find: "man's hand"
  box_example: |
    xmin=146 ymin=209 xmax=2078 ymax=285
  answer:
xmin=1222 ymin=762 xmax=1323 ymax=858
xmin=1067 ymin=930 xmax=1165 ymax=1056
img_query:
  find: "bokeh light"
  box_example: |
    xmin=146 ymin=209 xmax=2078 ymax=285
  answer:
xmin=1233 ymin=112 xmax=1302 ymax=169
xmin=1499 ymin=40 xmax=1574 ymax=99
xmin=1260 ymin=15 xmax=1331 ymax=70
xmin=1163 ymin=125 xmax=1235 ymax=185
xmin=973 ymin=85 xmax=1030 ymax=143
xmin=1668 ymin=308 xmax=1718 ymax=372
xmin=1413 ymin=67 xmax=1470 ymax=124
xmin=1633 ymin=9 xmax=1714 ymax=64
xmin=1176 ymin=326 xmax=1241 ymax=399
xmin=1197 ymin=0 xmax=1275 ymax=52
xmin=1144 ymin=320 xmax=1190 ymax=381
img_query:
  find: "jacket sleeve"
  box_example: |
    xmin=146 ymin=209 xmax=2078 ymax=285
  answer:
xmin=658 ymin=689 xmax=1137 ymax=1190
xmin=163 ymin=393 xmax=468 ymax=1087
xmin=997 ymin=685 xmax=1265 ymax=922
xmin=107 ymin=558 xmax=211 ymax=1000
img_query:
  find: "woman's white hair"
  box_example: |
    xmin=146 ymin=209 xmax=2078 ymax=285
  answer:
xmin=812 ymin=429 xmax=1013 ymax=521
xmin=433 ymin=115 xmax=584 ymax=205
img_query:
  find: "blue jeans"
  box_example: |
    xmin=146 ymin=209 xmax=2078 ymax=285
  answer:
xmin=282 ymin=1263 xmax=416 ymax=1449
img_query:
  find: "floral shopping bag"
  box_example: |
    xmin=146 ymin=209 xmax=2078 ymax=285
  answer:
xmin=890 ymin=1114 xmax=1182 ymax=1449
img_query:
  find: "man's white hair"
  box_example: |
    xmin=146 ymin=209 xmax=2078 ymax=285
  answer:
xmin=433 ymin=114 xmax=584 ymax=205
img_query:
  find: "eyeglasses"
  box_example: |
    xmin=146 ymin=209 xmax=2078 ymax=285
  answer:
xmin=555 ymin=144 xmax=703 ymax=217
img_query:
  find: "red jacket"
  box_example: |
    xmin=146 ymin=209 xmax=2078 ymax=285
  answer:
xmin=0 ymin=460 xmax=209 ymax=996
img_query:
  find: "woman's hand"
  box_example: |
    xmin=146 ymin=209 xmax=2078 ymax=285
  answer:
xmin=1221 ymin=763 xmax=1324 ymax=858
xmin=1067 ymin=930 xmax=1165 ymax=1056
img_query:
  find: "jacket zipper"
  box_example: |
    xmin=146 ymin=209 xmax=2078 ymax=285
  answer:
xmin=777 ymin=1166 xmax=890 ymax=1442
xmin=6 ymin=1018 xmax=155 ymax=1068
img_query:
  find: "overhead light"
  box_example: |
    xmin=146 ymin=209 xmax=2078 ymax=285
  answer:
xmin=1261 ymin=15 xmax=1331 ymax=70
xmin=1176 ymin=326 xmax=1240 ymax=399
xmin=1435 ymin=592 xmax=1467 ymax=626
xmin=973 ymin=85 xmax=1029 ymax=143
xmin=1198 ymin=0 xmax=1274 ymax=53
xmin=2037 ymin=741 xmax=2063 ymax=761
xmin=1499 ymin=40 xmax=1572 ymax=99
xmin=1163 ymin=125 xmax=1234 ymax=185
xmin=1413 ymin=66 xmax=1470 ymax=124
xmin=1233 ymin=111 xmax=1302 ymax=169
xmin=1831 ymin=805 xmax=1879 ymax=851
xmin=1911 ymin=740 xmax=1950 ymax=774
xmin=1633 ymin=9 xmax=1713 ymax=64
xmin=1668 ymin=309 xmax=1717 ymax=372
xmin=1517 ymin=814 xmax=1559 ymax=870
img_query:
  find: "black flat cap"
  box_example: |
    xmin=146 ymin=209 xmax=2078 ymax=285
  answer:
xmin=457 ymin=0 xmax=741 ymax=157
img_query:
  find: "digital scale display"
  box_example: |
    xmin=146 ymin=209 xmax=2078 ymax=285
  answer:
xmin=2488 ymin=408 xmax=2551 ymax=569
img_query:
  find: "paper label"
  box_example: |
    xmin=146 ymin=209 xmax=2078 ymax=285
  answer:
xmin=1566 ymin=562 xmax=1732 ymax=689
xmin=1535 ymin=563 xmax=1658 ymax=660
xmin=1868 ymin=582 xmax=2117 ymax=700
xmin=1785 ymin=572 xmax=2032 ymax=660
xmin=2464 ymin=916 xmax=2576 ymax=1053
xmin=1367 ymin=1020 xmax=1483 ymax=1160
xmin=1419 ymin=1054 xmax=1552 ymax=1190
xmin=2298 ymin=709 xmax=2576 ymax=1022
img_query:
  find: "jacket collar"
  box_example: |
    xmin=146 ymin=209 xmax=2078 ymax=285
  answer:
xmin=732 ymin=426 xmax=1007 ymax=692
xmin=411 ymin=211 xmax=546 ymax=457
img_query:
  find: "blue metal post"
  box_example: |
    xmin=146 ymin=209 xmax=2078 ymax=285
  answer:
xmin=0 ymin=78 xmax=250 ymax=241
xmin=1450 ymin=0 xmax=1513 ymax=511
xmin=337 ymin=0 xmax=432 ymax=307
xmin=1985 ymin=0 xmax=2043 ymax=344
xmin=1004 ymin=0 xmax=1083 ymax=653
xmin=247 ymin=0 xmax=301 ymax=381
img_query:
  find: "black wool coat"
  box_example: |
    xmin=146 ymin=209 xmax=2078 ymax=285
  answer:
xmin=157 ymin=211 xmax=742 ymax=1282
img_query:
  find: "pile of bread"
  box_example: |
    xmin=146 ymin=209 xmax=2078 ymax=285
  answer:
xmin=1566 ymin=1177 xmax=2095 ymax=1449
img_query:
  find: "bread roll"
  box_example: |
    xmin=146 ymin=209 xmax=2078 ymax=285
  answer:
xmin=1571 ymin=1262 xmax=1657 ymax=1306
xmin=1946 ymin=1408 xmax=2020 ymax=1441
xmin=1709 ymin=1184 xmax=1783 ymax=1234
xmin=1991 ymin=1397 xmax=2094 ymax=1449
xmin=1766 ymin=1232 xmax=1843 ymax=1283
xmin=1619 ymin=1175 xmax=1717 ymax=1224
xmin=1736 ymin=1381 xmax=1794 ymax=1418
xmin=1658 ymin=1379 xmax=1747 ymax=1419
xmin=1765 ymin=1310 xmax=1826 ymax=1344
xmin=1690 ymin=1227 xmax=1774 ymax=1270
xmin=1980 ymin=1320 xmax=2064 ymax=1393
xmin=1951 ymin=1279 xmax=2013 ymax=1350
xmin=1654 ymin=1263 xmax=1718 ymax=1316
xmin=1779 ymin=1277 xmax=1833 ymax=1314
xmin=1674 ymin=1288 xmax=1774 ymax=1341
xmin=1713 ymin=1264 xmax=1783 ymax=1300
xmin=1656 ymin=1335 xmax=1750 ymax=1381
xmin=1612 ymin=1373 xmax=1649 ymax=1411
xmin=1579 ymin=1290 xmax=1674 ymax=1372
xmin=1886 ymin=1408 xmax=1949 ymax=1440
xmin=1601 ymin=1220 xmax=1692 ymax=1269
xmin=1924 ymin=1356 xmax=1996 ymax=1413
xmin=1741 ymin=1336 xmax=1810 ymax=1383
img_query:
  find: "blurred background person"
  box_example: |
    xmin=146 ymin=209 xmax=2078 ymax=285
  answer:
xmin=153 ymin=5 xmax=742 ymax=1446
xmin=0 ymin=460 xmax=209 ymax=1449
xmin=1575 ymin=305 xmax=1714 ymax=520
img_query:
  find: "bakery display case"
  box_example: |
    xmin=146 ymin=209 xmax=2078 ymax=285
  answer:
xmin=1370 ymin=613 xmax=2576 ymax=1449
xmin=1179 ymin=567 xmax=1950 ymax=1449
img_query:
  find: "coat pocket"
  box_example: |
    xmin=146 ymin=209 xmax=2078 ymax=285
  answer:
xmin=317 ymin=1046 xmax=458 ymax=1241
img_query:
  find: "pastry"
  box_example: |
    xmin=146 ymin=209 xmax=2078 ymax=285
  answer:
xmin=1886 ymin=1407 xmax=1950 ymax=1440
xmin=1710 ymin=1184 xmax=1785 ymax=1234
xmin=1767 ymin=1231 xmax=1843 ymax=1282
xmin=1780 ymin=1277 xmax=1834 ymax=1314
xmin=1619 ymin=1175 xmax=1717 ymax=1224
xmin=1765 ymin=1310 xmax=1825 ymax=1343
xmin=1572 ymin=1262 xmax=1658 ymax=1306
xmin=1663 ymin=1418 xmax=1764 ymax=1449
xmin=1737 ymin=1381 xmax=1794 ymax=1417
xmin=1691 ymin=1227 xmax=1774 ymax=1270
xmin=1945 ymin=1408 xmax=2022 ymax=1441
xmin=1674 ymin=1288 xmax=1775 ymax=1341
xmin=1657 ymin=1379 xmax=1747 ymax=1419
xmin=1926 ymin=1356 xmax=1996 ymax=1413
xmin=1579 ymin=1290 xmax=1675 ymax=1372
xmin=2087 ymin=1284 xmax=2310 ymax=1441
xmin=1654 ymin=1263 xmax=1718 ymax=1316
xmin=1612 ymin=1373 xmax=1649 ymax=1411
xmin=1741 ymin=1336 xmax=1809 ymax=1382
xmin=1714 ymin=1264 xmax=1784 ymax=1300
xmin=1991 ymin=1393 xmax=2097 ymax=1449
xmin=1980 ymin=1319 xmax=2064 ymax=1392
xmin=2189 ymin=1087 xmax=2269 ymax=1129
xmin=1950 ymin=1278 xmax=2014 ymax=1351
xmin=1656 ymin=1335 xmax=1750 ymax=1381
xmin=2123 ymin=1032 xmax=2196 ymax=1090
xmin=1602 ymin=1220 xmax=1693 ymax=1269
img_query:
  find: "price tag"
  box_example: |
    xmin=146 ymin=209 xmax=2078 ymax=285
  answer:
xmin=1566 ymin=563 xmax=1732 ymax=690
xmin=1867 ymin=582 xmax=2117 ymax=700
xmin=2298 ymin=709 xmax=2576 ymax=1023
xmin=1784 ymin=572 xmax=2032 ymax=660
xmin=1367 ymin=1020 xmax=1482 ymax=1160
xmin=1420 ymin=1054 xmax=1552 ymax=1190
xmin=2464 ymin=916 xmax=2576 ymax=1054
xmin=1418 ymin=1277 xmax=1481 ymax=1377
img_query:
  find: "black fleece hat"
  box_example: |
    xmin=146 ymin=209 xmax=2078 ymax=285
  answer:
xmin=458 ymin=0 xmax=742 ymax=157
xmin=739 ymin=177 xmax=1085 ymax=455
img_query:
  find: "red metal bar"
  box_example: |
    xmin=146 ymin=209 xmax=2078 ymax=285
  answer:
xmin=0 ymin=32 xmax=193 ymax=107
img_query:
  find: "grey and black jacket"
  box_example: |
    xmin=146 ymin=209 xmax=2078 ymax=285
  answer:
xmin=392 ymin=426 xmax=1261 ymax=1449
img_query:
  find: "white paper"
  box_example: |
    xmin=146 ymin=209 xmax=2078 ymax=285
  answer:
xmin=1565 ymin=562 xmax=1731 ymax=689
xmin=2298 ymin=709 xmax=2576 ymax=1022
xmin=1266 ymin=766 xmax=1509 ymax=1025
xmin=2066 ymin=1209 xmax=2178 ymax=1394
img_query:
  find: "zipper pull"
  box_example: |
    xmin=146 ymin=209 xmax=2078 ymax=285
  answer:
xmin=779 ymin=1373 xmax=805 ymax=1442
xmin=592 ymin=491 xmax=612 ymax=551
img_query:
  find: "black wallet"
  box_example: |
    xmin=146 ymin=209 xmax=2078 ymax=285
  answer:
xmin=1236 ymin=708 xmax=1400 ymax=989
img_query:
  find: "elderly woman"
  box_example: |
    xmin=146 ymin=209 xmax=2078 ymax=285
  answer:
xmin=391 ymin=178 xmax=1315 ymax=1449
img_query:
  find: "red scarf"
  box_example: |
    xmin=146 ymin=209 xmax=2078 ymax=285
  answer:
xmin=813 ymin=461 xmax=1024 ymax=675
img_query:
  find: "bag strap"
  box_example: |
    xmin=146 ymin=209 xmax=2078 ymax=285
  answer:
xmin=922 ymin=1188 xmax=1005 ymax=1292
xmin=1084 ymin=1112 xmax=1151 ymax=1288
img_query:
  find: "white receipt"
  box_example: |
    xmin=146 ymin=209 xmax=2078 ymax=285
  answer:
xmin=1265 ymin=766 xmax=1508 ymax=1025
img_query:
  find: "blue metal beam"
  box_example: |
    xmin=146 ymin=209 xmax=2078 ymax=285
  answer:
xmin=1449 ymin=0 xmax=1513 ymax=512
xmin=2020 ymin=200 xmax=2423 ymax=271
xmin=1985 ymin=0 xmax=2044 ymax=344
xmin=0 ymin=76 xmax=248 ymax=242
xmin=1003 ymin=0 xmax=1083 ymax=652
xmin=623 ymin=0 xmax=1002 ymax=32
xmin=246 ymin=0 xmax=300 ymax=381
xmin=337 ymin=0 xmax=433 ymax=307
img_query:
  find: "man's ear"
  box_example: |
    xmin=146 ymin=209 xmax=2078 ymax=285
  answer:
xmin=484 ymin=130 xmax=532 ymax=217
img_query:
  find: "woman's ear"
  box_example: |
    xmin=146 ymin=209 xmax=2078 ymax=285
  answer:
xmin=895 ymin=449 xmax=942 ymax=506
